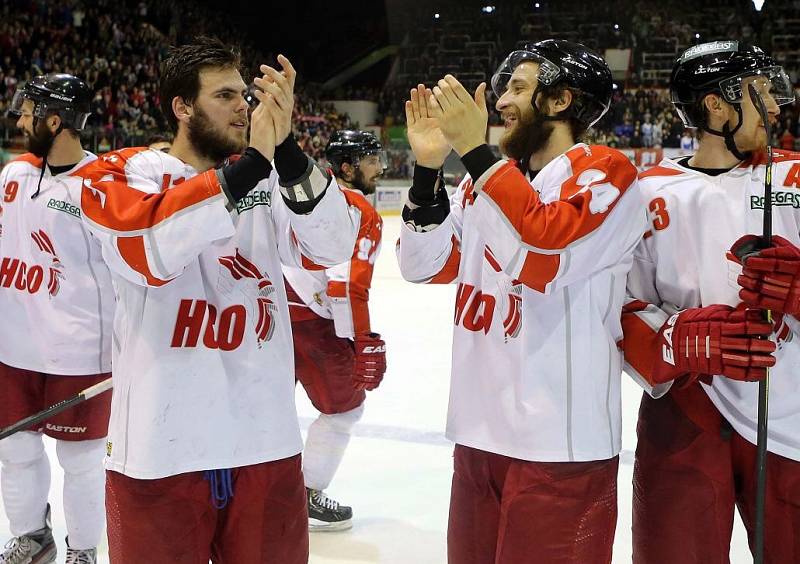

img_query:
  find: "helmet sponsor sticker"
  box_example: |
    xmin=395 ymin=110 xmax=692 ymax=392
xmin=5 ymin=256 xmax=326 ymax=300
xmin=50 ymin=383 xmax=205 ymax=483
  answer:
xmin=679 ymin=41 xmax=740 ymax=63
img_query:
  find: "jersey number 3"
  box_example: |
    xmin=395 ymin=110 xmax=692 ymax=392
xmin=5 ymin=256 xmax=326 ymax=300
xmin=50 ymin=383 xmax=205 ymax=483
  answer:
xmin=648 ymin=197 xmax=670 ymax=231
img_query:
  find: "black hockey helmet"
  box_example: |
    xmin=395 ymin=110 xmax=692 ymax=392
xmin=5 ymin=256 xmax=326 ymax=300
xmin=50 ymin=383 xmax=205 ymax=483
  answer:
xmin=671 ymin=41 xmax=794 ymax=129
xmin=9 ymin=73 xmax=93 ymax=131
xmin=491 ymin=39 xmax=613 ymax=129
xmin=670 ymin=41 xmax=794 ymax=159
xmin=325 ymin=130 xmax=387 ymax=173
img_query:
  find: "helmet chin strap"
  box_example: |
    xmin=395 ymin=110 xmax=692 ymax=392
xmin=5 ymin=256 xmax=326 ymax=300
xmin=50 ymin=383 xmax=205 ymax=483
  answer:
xmin=701 ymin=104 xmax=750 ymax=161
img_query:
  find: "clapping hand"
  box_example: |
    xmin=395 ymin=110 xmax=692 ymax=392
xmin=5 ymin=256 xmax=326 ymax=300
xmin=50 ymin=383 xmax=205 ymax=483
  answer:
xmin=427 ymin=75 xmax=488 ymax=157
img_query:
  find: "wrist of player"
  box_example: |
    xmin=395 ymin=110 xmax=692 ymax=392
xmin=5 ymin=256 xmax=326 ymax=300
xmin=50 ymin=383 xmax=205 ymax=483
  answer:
xmin=249 ymin=141 xmax=275 ymax=162
xmin=452 ymin=136 xmax=485 ymax=158
xmin=217 ymin=147 xmax=273 ymax=205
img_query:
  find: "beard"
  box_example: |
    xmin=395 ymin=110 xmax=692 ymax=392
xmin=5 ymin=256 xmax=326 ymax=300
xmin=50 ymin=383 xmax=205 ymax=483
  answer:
xmin=499 ymin=106 xmax=555 ymax=165
xmin=351 ymin=168 xmax=377 ymax=195
xmin=25 ymin=120 xmax=56 ymax=158
xmin=187 ymin=105 xmax=246 ymax=164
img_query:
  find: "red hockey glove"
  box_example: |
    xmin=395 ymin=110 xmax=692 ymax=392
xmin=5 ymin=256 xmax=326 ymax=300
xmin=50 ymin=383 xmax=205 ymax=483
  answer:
xmin=728 ymin=235 xmax=800 ymax=316
xmin=352 ymin=334 xmax=386 ymax=391
xmin=652 ymin=305 xmax=776 ymax=384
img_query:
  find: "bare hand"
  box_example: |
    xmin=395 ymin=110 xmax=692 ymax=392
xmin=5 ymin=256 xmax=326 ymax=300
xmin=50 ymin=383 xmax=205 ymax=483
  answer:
xmin=428 ymin=76 xmax=488 ymax=157
xmin=254 ymin=54 xmax=296 ymax=145
xmin=405 ymin=84 xmax=451 ymax=169
xmin=248 ymin=83 xmax=277 ymax=161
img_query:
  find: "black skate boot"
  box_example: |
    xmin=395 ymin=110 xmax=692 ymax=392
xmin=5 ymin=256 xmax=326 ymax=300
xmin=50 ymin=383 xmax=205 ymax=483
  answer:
xmin=306 ymin=488 xmax=353 ymax=531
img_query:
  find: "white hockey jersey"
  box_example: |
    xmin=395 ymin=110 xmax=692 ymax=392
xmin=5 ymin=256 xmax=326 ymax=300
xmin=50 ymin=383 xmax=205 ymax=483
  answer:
xmin=625 ymin=151 xmax=800 ymax=461
xmin=398 ymin=144 xmax=647 ymax=462
xmin=283 ymin=187 xmax=382 ymax=337
xmin=78 ymin=147 xmax=357 ymax=479
xmin=0 ymin=152 xmax=114 ymax=375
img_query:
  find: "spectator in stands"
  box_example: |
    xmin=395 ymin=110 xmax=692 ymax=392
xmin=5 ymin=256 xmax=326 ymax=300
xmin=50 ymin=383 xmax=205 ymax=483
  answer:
xmin=639 ymin=115 xmax=651 ymax=146
xmin=680 ymin=130 xmax=694 ymax=152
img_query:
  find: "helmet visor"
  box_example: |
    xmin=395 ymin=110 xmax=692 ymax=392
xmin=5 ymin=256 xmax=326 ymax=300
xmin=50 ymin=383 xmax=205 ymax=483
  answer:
xmin=719 ymin=66 xmax=795 ymax=107
xmin=491 ymin=49 xmax=561 ymax=98
xmin=359 ymin=149 xmax=388 ymax=171
xmin=8 ymin=90 xmax=44 ymax=118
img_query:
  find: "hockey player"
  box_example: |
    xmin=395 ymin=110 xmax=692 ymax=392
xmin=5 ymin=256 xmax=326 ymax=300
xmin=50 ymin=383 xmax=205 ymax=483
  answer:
xmin=622 ymin=41 xmax=799 ymax=563
xmin=78 ymin=38 xmax=357 ymax=563
xmin=0 ymin=74 xmax=112 ymax=564
xmin=284 ymin=129 xmax=387 ymax=531
xmin=397 ymin=40 xmax=647 ymax=563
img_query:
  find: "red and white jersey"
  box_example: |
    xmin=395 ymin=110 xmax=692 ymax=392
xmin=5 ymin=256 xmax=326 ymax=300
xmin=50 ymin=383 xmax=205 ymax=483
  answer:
xmin=0 ymin=152 xmax=114 ymax=375
xmin=625 ymin=151 xmax=800 ymax=461
xmin=283 ymin=187 xmax=382 ymax=337
xmin=398 ymin=144 xmax=646 ymax=462
xmin=79 ymin=147 xmax=357 ymax=479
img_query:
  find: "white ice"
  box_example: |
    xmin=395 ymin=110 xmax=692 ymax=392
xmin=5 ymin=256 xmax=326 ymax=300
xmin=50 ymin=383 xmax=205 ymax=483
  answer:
xmin=1 ymin=215 xmax=754 ymax=563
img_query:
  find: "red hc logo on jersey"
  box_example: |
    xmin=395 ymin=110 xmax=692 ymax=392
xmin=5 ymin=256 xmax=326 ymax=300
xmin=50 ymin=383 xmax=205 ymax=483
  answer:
xmin=453 ymin=247 xmax=523 ymax=340
xmin=0 ymin=229 xmax=65 ymax=297
xmin=171 ymin=250 xmax=277 ymax=351
xmin=218 ymin=250 xmax=277 ymax=346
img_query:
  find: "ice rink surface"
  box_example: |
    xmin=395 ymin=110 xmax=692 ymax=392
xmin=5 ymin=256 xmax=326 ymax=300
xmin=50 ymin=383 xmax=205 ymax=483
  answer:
xmin=1 ymin=215 xmax=754 ymax=563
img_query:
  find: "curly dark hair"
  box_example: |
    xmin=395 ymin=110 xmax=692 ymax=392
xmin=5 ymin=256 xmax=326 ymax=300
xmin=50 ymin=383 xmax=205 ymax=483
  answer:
xmin=159 ymin=36 xmax=242 ymax=133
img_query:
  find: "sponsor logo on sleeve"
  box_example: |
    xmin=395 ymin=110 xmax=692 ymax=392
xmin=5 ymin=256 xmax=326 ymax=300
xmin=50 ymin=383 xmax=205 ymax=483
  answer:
xmin=236 ymin=190 xmax=271 ymax=213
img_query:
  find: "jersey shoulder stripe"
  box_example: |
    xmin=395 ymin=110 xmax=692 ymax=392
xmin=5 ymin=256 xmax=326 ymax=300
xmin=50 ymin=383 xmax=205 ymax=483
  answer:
xmin=638 ymin=164 xmax=685 ymax=180
xmin=9 ymin=152 xmax=43 ymax=169
xmin=741 ymin=149 xmax=800 ymax=168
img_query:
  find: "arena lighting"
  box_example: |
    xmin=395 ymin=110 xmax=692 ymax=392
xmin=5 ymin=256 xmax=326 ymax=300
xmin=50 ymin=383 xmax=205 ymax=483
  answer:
xmin=614 ymin=24 xmax=619 ymax=30
xmin=753 ymin=0 xmax=765 ymax=10
xmin=434 ymin=12 xmax=440 ymax=19
xmin=482 ymin=5 xmax=496 ymax=13
xmin=534 ymin=2 xmax=540 ymax=7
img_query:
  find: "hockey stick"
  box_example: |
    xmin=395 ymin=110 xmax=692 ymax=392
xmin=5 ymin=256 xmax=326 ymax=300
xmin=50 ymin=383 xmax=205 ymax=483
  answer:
xmin=746 ymin=83 xmax=772 ymax=564
xmin=0 ymin=377 xmax=112 ymax=441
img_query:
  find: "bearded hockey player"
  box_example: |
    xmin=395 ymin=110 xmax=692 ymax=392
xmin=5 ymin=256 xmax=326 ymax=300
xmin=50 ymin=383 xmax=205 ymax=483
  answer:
xmin=397 ymin=40 xmax=647 ymax=563
xmin=0 ymin=74 xmax=113 ymax=564
xmin=623 ymin=41 xmax=799 ymax=563
xmin=77 ymin=38 xmax=357 ymax=563
xmin=284 ymin=129 xmax=387 ymax=531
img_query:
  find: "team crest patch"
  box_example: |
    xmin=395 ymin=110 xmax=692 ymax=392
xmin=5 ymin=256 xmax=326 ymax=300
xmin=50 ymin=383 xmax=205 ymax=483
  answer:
xmin=217 ymin=249 xmax=277 ymax=346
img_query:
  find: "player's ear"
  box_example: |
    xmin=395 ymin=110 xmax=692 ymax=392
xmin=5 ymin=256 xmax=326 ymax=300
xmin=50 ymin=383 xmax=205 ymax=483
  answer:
xmin=47 ymin=114 xmax=62 ymax=134
xmin=172 ymin=96 xmax=192 ymax=126
xmin=553 ymin=88 xmax=573 ymax=114
xmin=341 ymin=162 xmax=354 ymax=180
xmin=703 ymin=93 xmax=726 ymax=121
